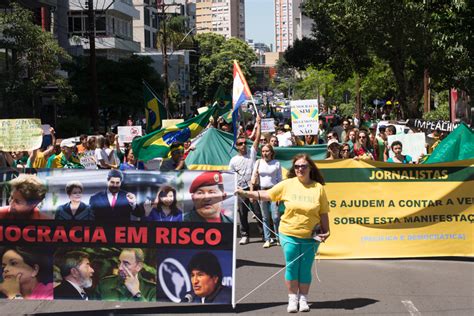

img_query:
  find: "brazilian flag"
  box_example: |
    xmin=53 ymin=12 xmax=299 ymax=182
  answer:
xmin=143 ymin=80 xmax=166 ymax=133
xmin=132 ymin=105 xmax=217 ymax=161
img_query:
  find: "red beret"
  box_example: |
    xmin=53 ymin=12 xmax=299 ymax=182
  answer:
xmin=189 ymin=172 xmax=223 ymax=193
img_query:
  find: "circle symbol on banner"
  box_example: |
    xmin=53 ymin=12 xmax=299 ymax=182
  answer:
xmin=131 ymin=127 xmax=139 ymax=135
xmin=158 ymin=258 xmax=191 ymax=303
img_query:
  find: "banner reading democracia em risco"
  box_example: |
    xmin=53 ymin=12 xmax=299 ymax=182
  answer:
xmin=0 ymin=169 xmax=236 ymax=305
xmin=316 ymin=159 xmax=474 ymax=259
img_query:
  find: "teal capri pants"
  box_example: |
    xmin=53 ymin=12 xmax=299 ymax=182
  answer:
xmin=279 ymin=233 xmax=319 ymax=283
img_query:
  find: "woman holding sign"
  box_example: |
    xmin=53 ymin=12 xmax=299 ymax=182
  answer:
xmin=236 ymin=154 xmax=330 ymax=313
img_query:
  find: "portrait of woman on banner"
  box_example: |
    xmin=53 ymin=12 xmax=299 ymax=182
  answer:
xmin=142 ymin=186 xmax=183 ymax=222
xmin=0 ymin=247 xmax=53 ymax=300
xmin=55 ymin=181 xmax=94 ymax=221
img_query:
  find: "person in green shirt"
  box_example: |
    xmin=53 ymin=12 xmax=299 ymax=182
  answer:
xmin=47 ymin=139 xmax=83 ymax=169
xmin=94 ymin=248 xmax=156 ymax=302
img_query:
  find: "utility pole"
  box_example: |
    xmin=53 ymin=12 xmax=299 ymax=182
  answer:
xmin=87 ymin=0 xmax=99 ymax=131
xmin=423 ymin=69 xmax=430 ymax=114
xmin=158 ymin=0 xmax=171 ymax=119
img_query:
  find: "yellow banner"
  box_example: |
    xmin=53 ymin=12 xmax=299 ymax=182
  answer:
xmin=316 ymin=159 xmax=474 ymax=259
xmin=0 ymin=118 xmax=43 ymax=152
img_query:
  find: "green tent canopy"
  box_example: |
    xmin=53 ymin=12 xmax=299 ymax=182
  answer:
xmin=185 ymin=128 xmax=328 ymax=170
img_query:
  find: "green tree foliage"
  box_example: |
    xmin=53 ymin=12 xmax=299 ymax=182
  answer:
xmin=64 ymin=56 xmax=163 ymax=133
xmin=286 ymin=0 xmax=473 ymax=119
xmin=0 ymin=3 xmax=72 ymax=118
xmin=157 ymin=15 xmax=195 ymax=51
xmin=423 ymin=90 xmax=450 ymax=121
xmin=195 ymin=33 xmax=257 ymax=102
xmin=271 ymin=57 xmax=298 ymax=98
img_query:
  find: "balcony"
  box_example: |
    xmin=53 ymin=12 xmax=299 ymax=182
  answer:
xmin=69 ymin=0 xmax=139 ymax=19
xmin=69 ymin=36 xmax=140 ymax=53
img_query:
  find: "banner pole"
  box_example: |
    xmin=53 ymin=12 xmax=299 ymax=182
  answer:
xmin=231 ymin=171 xmax=238 ymax=309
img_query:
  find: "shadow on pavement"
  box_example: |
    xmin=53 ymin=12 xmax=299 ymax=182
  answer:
xmin=236 ymin=258 xmax=285 ymax=268
xmin=312 ymin=298 xmax=379 ymax=310
xmin=37 ymin=298 xmax=378 ymax=315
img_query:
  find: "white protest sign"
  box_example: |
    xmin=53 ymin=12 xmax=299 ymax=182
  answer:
xmin=117 ymin=126 xmax=142 ymax=146
xmin=377 ymin=121 xmax=410 ymax=134
xmin=162 ymin=119 xmax=184 ymax=128
xmin=261 ymin=118 xmax=275 ymax=133
xmin=80 ymin=152 xmax=98 ymax=169
xmin=144 ymin=158 xmax=163 ymax=170
xmin=0 ymin=119 xmax=43 ymax=151
xmin=290 ymin=100 xmax=319 ymax=136
xmin=387 ymin=133 xmax=426 ymax=162
xmin=41 ymin=124 xmax=51 ymax=135
xmin=197 ymin=106 xmax=209 ymax=114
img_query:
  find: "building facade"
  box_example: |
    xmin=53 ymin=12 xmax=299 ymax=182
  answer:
xmin=56 ymin=0 xmax=140 ymax=61
xmin=133 ymin=0 xmax=196 ymax=53
xmin=274 ymin=0 xmax=312 ymax=52
xmin=195 ymin=0 xmax=245 ymax=40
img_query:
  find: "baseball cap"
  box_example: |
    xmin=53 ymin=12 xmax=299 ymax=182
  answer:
xmin=60 ymin=139 xmax=76 ymax=148
xmin=327 ymin=139 xmax=340 ymax=147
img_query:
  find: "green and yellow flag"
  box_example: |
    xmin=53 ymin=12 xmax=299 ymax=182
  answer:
xmin=133 ymin=105 xmax=217 ymax=161
xmin=143 ymin=80 xmax=167 ymax=133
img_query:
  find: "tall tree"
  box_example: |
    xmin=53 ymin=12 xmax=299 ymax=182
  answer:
xmin=286 ymin=0 xmax=473 ymax=119
xmin=0 ymin=3 xmax=71 ymax=118
xmin=195 ymin=33 xmax=257 ymax=102
xmin=64 ymin=56 xmax=163 ymax=133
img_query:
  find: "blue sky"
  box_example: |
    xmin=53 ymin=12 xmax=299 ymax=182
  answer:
xmin=245 ymin=0 xmax=275 ymax=50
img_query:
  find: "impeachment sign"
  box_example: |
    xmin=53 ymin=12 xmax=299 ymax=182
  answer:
xmin=317 ymin=159 xmax=474 ymax=259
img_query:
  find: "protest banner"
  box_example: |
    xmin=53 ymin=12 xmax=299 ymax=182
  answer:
xmin=0 ymin=169 xmax=236 ymax=305
xmin=406 ymin=118 xmax=462 ymax=133
xmin=117 ymin=126 xmax=142 ymax=146
xmin=316 ymin=159 xmax=474 ymax=259
xmin=261 ymin=118 xmax=275 ymax=133
xmin=387 ymin=132 xmax=427 ymax=162
xmin=290 ymin=100 xmax=319 ymax=136
xmin=0 ymin=119 xmax=43 ymax=152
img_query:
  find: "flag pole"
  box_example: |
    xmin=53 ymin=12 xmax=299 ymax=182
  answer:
xmin=249 ymin=95 xmax=259 ymax=117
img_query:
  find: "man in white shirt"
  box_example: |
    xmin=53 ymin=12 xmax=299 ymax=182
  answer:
xmin=228 ymin=115 xmax=263 ymax=245
xmin=54 ymin=251 xmax=94 ymax=300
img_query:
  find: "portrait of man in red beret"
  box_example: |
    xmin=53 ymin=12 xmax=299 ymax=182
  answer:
xmin=184 ymin=172 xmax=232 ymax=223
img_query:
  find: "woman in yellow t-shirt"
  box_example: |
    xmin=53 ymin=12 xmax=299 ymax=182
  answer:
xmin=236 ymin=153 xmax=330 ymax=313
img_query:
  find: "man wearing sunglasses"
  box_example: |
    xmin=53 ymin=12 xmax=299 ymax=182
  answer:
xmin=229 ymin=115 xmax=263 ymax=245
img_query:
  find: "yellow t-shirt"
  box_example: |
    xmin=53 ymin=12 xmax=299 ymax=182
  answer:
xmin=32 ymin=151 xmax=48 ymax=169
xmin=267 ymin=177 xmax=330 ymax=239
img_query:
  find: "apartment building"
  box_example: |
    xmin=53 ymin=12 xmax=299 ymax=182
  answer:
xmin=56 ymin=0 xmax=140 ymax=61
xmin=195 ymin=0 xmax=245 ymax=40
xmin=275 ymin=0 xmax=312 ymax=52
xmin=133 ymin=0 xmax=196 ymax=53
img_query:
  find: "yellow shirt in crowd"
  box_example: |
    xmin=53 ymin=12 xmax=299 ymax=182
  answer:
xmin=31 ymin=151 xmax=48 ymax=169
xmin=268 ymin=177 xmax=330 ymax=239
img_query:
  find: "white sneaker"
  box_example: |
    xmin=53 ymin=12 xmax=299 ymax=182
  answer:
xmin=239 ymin=236 xmax=249 ymax=245
xmin=299 ymin=296 xmax=310 ymax=312
xmin=263 ymin=240 xmax=271 ymax=248
xmin=287 ymin=295 xmax=298 ymax=313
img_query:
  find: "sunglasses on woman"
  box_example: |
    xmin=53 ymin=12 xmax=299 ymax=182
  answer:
xmin=294 ymin=164 xmax=308 ymax=170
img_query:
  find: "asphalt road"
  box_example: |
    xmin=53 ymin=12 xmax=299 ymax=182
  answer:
xmin=0 ymin=236 xmax=472 ymax=315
